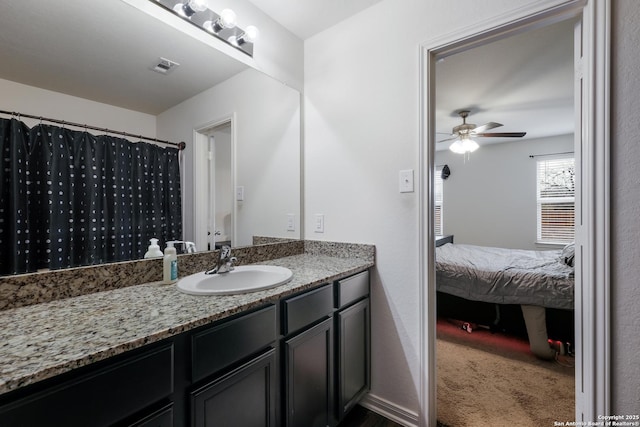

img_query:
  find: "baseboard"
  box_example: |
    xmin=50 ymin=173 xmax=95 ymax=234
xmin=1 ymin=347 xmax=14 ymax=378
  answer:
xmin=359 ymin=393 xmax=419 ymax=427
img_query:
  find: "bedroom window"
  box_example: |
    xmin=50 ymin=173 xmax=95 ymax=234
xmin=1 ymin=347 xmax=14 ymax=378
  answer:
xmin=435 ymin=166 xmax=444 ymax=235
xmin=536 ymin=157 xmax=575 ymax=244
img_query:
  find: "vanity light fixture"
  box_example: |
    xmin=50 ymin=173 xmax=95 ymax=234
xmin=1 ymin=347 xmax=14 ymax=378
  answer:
xmin=152 ymin=0 xmax=259 ymax=57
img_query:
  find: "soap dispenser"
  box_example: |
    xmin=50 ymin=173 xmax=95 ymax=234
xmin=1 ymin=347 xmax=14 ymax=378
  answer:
xmin=144 ymin=238 xmax=164 ymax=259
xmin=163 ymin=242 xmax=178 ymax=284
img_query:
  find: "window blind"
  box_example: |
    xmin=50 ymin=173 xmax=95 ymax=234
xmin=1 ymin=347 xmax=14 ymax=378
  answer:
xmin=536 ymin=157 xmax=575 ymax=244
xmin=435 ymin=166 xmax=444 ymax=235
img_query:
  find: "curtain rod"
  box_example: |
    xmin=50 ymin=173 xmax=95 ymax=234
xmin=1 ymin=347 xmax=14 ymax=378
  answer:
xmin=0 ymin=109 xmax=186 ymax=150
xmin=529 ymin=151 xmax=574 ymax=158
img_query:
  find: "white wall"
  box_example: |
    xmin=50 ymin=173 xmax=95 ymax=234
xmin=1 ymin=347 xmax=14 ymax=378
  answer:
xmin=435 ymin=134 xmax=574 ymax=250
xmin=0 ymin=78 xmax=156 ymax=137
xmin=611 ymin=0 xmax=640 ymax=414
xmin=156 ymin=68 xmax=301 ymax=247
xmin=207 ymin=0 xmax=304 ymax=91
xmin=304 ymin=0 xmax=540 ymax=416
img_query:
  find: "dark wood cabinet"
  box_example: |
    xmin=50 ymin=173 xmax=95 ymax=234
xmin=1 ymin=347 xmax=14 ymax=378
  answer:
xmin=191 ymin=305 xmax=277 ymax=383
xmin=335 ymin=271 xmax=370 ymax=420
xmin=0 ymin=344 xmax=174 ymax=427
xmin=0 ymin=270 xmax=370 ymax=427
xmin=189 ymin=305 xmax=278 ymax=426
xmin=284 ymin=317 xmax=334 ymax=427
xmin=337 ymin=298 xmax=370 ymax=417
xmin=282 ymin=271 xmax=370 ymax=427
xmin=191 ymin=349 xmax=277 ymax=427
xmin=128 ymin=403 xmax=174 ymax=427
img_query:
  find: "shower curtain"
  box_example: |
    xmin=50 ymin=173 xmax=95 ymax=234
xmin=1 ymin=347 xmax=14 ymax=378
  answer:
xmin=0 ymin=117 xmax=182 ymax=275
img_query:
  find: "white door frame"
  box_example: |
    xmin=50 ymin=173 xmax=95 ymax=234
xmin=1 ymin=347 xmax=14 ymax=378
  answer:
xmin=192 ymin=114 xmax=236 ymax=252
xmin=418 ymin=1 xmax=610 ymax=425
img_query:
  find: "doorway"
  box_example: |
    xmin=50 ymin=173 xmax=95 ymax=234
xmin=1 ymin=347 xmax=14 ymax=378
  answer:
xmin=433 ymin=18 xmax=576 ymax=426
xmin=192 ymin=116 xmax=236 ymax=254
xmin=418 ymin=1 xmax=610 ymax=426
xmin=207 ymin=123 xmax=233 ymax=250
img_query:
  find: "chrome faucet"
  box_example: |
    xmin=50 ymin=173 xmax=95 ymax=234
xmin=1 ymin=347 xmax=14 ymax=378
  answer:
xmin=205 ymin=245 xmax=237 ymax=275
xmin=167 ymin=240 xmax=197 ymax=254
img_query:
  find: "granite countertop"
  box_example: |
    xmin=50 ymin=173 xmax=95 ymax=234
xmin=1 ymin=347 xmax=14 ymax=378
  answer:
xmin=0 ymin=253 xmax=373 ymax=396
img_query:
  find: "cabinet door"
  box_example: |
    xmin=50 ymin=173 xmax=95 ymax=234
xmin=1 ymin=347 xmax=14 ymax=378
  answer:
xmin=128 ymin=403 xmax=173 ymax=427
xmin=337 ymin=298 xmax=370 ymax=417
xmin=191 ymin=349 xmax=277 ymax=427
xmin=285 ymin=317 xmax=334 ymax=427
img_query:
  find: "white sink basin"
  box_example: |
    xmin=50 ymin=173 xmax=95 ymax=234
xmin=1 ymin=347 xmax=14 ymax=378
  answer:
xmin=176 ymin=265 xmax=293 ymax=296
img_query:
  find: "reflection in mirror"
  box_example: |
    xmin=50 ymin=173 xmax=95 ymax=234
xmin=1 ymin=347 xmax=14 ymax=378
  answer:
xmin=210 ymin=122 xmax=233 ymax=249
xmin=0 ymin=0 xmax=301 ymax=275
xmin=164 ymin=67 xmax=302 ymax=251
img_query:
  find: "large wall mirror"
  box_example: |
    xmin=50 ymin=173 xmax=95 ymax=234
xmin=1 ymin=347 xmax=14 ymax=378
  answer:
xmin=0 ymin=0 xmax=301 ymax=275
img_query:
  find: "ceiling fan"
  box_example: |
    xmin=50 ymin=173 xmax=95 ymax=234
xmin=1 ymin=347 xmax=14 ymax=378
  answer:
xmin=438 ymin=110 xmax=527 ymax=153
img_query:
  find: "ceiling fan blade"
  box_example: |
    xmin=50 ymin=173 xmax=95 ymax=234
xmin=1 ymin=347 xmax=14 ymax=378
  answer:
xmin=471 ymin=122 xmax=502 ymax=133
xmin=437 ymin=136 xmax=457 ymax=143
xmin=474 ymin=132 xmax=527 ymax=138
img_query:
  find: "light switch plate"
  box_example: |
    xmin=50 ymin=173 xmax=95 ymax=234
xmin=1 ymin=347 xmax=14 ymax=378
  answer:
xmin=314 ymin=214 xmax=324 ymax=233
xmin=236 ymin=186 xmax=245 ymax=201
xmin=399 ymin=169 xmax=414 ymax=193
xmin=287 ymin=214 xmax=295 ymax=231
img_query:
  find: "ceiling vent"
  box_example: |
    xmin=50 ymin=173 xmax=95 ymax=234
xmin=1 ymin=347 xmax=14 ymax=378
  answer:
xmin=151 ymin=57 xmax=180 ymax=75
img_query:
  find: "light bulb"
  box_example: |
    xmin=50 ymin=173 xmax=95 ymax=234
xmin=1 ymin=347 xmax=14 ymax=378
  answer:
xmin=219 ymin=9 xmax=237 ymax=29
xmin=242 ymin=25 xmax=259 ymax=43
xmin=187 ymin=0 xmax=208 ymax=12
xmin=233 ymin=25 xmax=259 ymax=46
xmin=174 ymin=0 xmax=207 ymax=18
xmin=204 ymin=9 xmax=236 ymax=33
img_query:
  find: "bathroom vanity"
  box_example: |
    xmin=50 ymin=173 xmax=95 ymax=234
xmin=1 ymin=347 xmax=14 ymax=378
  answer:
xmin=0 ymin=246 xmax=373 ymax=427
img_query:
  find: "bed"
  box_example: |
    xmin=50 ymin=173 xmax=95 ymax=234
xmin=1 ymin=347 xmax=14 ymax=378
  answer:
xmin=436 ymin=242 xmax=575 ymax=359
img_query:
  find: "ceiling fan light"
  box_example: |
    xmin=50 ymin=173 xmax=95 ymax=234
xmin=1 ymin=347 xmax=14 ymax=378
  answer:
xmin=449 ymin=140 xmax=465 ymax=154
xmin=462 ymin=138 xmax=479 ymax=152
xmin=449 ymin=137 xmax=479 ymax=154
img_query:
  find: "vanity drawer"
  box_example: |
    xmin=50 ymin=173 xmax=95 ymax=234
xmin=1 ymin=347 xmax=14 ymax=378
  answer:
xmin=283 ymin=284 xmax=333 ymax=335
xmin=336 ymin=271 xmax=369 ymax=309
xmin=0 ymin=344 xmax=174 ymax=427
xmin=192 ymin=305 xmax=276 ymax=382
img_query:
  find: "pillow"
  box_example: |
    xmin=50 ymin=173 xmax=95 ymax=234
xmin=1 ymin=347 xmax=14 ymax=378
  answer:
xmin=560 ymin=243 xmax=575 ymax=267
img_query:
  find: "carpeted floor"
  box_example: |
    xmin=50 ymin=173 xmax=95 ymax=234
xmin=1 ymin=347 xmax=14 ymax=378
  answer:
xmin=437 ymin=318 xmax=575 ymax=427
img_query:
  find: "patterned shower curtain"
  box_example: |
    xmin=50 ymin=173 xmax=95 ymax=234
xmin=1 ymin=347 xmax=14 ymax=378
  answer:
xmin=0 ymin=118 xmax=182 ymax=275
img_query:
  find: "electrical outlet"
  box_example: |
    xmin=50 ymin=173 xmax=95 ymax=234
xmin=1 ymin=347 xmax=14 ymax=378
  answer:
xmin=314 ymin=214 xmax=324 ymax=233
xmin=287 ymin=214 xmax=295 ymax=231
xmin=236 ymin=186 xmax=244 ymax=201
